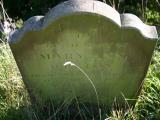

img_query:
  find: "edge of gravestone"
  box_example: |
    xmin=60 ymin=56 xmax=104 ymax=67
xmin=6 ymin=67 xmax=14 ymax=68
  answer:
xmin=9 ymin=0 xmax=158 ymax=43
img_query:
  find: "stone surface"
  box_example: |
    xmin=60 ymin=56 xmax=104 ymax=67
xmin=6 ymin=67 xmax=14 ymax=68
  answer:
xmin=9 ymin=0 xmax=158 ymax=107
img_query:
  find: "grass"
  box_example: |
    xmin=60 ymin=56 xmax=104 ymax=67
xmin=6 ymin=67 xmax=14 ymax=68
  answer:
xmin=0 ymin=41 xmax=33 ymax=120
xmin=0 ymin=38 xmax=160 ymax=120
xmin=134 ymin=50 xmax=160 ymax=119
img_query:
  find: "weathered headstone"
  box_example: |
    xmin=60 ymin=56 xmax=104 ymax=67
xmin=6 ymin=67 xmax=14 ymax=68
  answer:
xmin=9 ymin=0 xmax=158 ymax=109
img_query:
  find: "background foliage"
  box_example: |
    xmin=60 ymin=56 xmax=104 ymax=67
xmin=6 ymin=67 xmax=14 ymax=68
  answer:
xmin=2 ymin=0 xmax=160 ymax=26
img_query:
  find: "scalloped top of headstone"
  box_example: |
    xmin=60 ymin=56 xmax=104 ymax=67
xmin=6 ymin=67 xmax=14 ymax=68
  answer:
xmin=9 ymin=0 xmax=158 ymax=43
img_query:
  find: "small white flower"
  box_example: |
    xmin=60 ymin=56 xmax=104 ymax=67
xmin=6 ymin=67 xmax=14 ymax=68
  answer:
xmin=63 ymin=61 xmax=75 ymax=66
xmin=4 ymin=21 xmax=11 ymax=34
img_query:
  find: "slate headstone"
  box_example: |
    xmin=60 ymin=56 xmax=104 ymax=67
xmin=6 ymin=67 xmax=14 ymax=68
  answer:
xmin=9 ymin=0 xmax=158 ymax=108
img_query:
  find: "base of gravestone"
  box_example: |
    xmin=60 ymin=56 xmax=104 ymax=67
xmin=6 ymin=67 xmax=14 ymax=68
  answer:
xmin=27 ymin=89 xmax=136 ymax=120
xmin=24 ymin=77 xmax=137 ymax=119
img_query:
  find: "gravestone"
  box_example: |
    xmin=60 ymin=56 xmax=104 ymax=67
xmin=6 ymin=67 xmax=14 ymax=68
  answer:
xmin=9 ymin=0 xmax=158 ymax=109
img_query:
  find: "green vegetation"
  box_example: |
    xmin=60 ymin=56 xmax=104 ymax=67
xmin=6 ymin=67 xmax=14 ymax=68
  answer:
xmin=0 ymin=42 xmax=31 ymax=120
xmin=0 ymin=0 xmax=160 ymax=119
xmin=135 ymin=50 xmax=160 ymax=119
xmin=2 ymin=0 xmax=160 ymax=25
